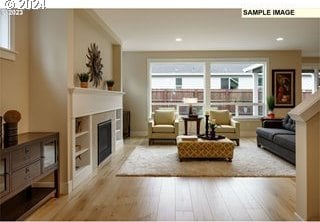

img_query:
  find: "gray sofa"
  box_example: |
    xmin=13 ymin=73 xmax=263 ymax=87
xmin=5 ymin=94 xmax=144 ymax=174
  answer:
xmin=256 ymin=115 xmax=296 ymax=165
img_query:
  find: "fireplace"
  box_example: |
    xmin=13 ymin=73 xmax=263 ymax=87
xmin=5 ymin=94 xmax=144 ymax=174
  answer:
xmin=98 ymin=120 xmax=112 ymax=165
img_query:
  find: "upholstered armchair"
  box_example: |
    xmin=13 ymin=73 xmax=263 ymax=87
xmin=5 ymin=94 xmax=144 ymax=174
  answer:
xmin=148 ymin=110 xmax=179 ymax=145
xmin=209 ymin=110 xmax=240 ymax=145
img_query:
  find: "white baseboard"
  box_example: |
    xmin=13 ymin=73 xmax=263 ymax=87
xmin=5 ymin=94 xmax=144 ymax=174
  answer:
xmin=131 ymin=131 xmax=147 ymax=137
xmin=59 ymin=180 xmax=73 ymax=194
xmin=131 ymin=130 xmax=256 ymax=138
xmin=240 ymin=131 xmax=256 ymax=137
xmin=116 ymin=139 xmax=124 ymax=147
xmin=294 ymin=212 xmax=304 ymax=221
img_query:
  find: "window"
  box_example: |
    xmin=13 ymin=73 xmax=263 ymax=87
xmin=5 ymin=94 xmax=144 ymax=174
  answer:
xmin=150 ymin=62 xmax=204 ymax=116
xmin=149 ymin=60 xmax=266 ymax=118
xmin=221 ymin=78 xmax=229 ymax=89
xmin=211 ymin=62 xmax=265 ymax=117
xmin=301 ymin=68 xmax=320 ymax=100
xmin=0 ymin=11 xmax=15 ymax=60
xmin=175 ymin=77 xmax=182 ymax=89
xmin=0 ymin=13 xmax=10 ymax=49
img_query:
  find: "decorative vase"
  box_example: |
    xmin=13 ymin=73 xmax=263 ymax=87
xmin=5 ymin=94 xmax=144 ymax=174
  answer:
xmin=108 ymin=86 xmax=113 ymax=91
xmin=80 ymin=82 xmax=88 ymax=88
xmin=267 ymin=111 xmax=275 ymax=119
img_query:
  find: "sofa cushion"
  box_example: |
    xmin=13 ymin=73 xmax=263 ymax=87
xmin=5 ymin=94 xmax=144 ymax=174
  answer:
xmin=216 ymin=125 xmax=235 ymax=133
xmin=282 ymin=114 xmax=295 ymax=132
xmin=153 ymin=125 xmax=175 ymax=133
xmin=210 ymin=110 xmax=230 ymax=125
xmin=273 ymin=134 xmax=296 ymax=152
xmin=256 ymin=127 xmax=295 ymax=140
xmin=154 ymin=110 xmax=175 ymax=125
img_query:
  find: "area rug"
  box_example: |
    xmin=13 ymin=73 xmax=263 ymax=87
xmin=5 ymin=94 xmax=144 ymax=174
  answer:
xmin=117 ymin=143 xmax=296 ymax=177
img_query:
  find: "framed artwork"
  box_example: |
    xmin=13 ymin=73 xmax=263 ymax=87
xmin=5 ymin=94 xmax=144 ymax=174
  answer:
xmin=272 ymin=69 xmax=295 ymax=108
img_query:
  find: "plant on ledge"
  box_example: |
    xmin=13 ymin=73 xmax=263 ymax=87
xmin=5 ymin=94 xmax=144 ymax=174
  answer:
xmin=106 ymin=80 xmax=114 ymax=90
xmin=266 ymin=95 xmax=275 ymax=119
xmin=77 ymin=73 xmax=89 ymax=88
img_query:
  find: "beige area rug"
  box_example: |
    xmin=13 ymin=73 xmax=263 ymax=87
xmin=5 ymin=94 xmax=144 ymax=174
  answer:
xmin=117 ymin=142 xmax=296 ymax=177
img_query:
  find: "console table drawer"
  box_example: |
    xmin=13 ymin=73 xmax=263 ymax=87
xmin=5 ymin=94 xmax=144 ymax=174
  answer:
xmin=11 ymin=143 xmax=41 ymax=171
xmin=11 ymin=161 xmax=41 ymax=191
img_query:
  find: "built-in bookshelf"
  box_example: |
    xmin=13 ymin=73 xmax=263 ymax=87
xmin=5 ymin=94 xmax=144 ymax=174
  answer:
xmin=115 ymin=109 xmax=122 ymax=142
xmin=73 ymin=116 xmax=92 ymax=187
xmin=69 ymin=87 xmax=124 ymax=189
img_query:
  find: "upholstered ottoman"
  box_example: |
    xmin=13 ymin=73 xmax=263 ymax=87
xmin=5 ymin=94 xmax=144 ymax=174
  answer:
xmin=176 ymin=135 xmax=235 ymax=161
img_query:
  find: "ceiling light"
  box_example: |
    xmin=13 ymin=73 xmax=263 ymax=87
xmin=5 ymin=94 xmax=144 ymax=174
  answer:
xmin=175 ymin=38 xmax=182 ymax=42
xmin=276 ymin=37 xmax=284 ymax=41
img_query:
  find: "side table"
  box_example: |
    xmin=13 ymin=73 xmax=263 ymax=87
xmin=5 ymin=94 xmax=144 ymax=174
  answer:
xmin=260 ymin=117 xmax=283 ymax=126
xmin=182 ymin=116 xmax=203 ymax=135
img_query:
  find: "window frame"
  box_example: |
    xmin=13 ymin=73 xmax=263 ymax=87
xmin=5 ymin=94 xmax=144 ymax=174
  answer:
xmin=148 ymin=61 xmax=205 ymax=116
xmin=302 ymin=64 xmax=320 ymax=96
xmin=148 ymin=58 xmax=268 ymax=119
xmin=0 ymin=13 xmax=16 ymax=61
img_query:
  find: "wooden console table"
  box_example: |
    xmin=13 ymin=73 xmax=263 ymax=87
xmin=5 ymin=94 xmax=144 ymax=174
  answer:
xmin=182 ymin=116 xmax=203 ymax=135
xmin=0 ymin=132 xmax=59 ymax=221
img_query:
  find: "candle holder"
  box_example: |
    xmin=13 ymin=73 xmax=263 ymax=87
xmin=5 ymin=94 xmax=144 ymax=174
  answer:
xmin=205 ymin=114 xmax=209 ymax=137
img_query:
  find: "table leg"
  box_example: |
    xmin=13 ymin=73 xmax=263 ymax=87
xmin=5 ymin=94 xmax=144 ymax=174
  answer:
xmin=196 ymin=120 xmax=200 ymax=135
xmin=184 ymin=119 xmax=188 ymax=135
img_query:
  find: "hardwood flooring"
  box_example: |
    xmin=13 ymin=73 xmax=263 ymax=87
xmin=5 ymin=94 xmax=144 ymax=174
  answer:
xmin=28 ymin=137 xmax=296 ymax=221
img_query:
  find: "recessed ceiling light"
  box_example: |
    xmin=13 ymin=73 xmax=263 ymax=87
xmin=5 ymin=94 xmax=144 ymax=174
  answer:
xmin=175 ymin=38 xmax=182 ymax=42
xmin=276 ymin=37 xmax=284 ymax=41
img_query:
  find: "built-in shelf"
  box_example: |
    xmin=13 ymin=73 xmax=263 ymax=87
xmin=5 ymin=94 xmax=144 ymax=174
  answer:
xmin=70 ymin=89 xmax=124 ymax=189
xmin=74 ymin=165 xmax=91 ymax=176
xmin=75 ymin=131 xmax=89 ymax=138
xmin=73 ymin=116 xmax=91 ymax=189
xmin=75 ymin=148 xmax=89 ymax=157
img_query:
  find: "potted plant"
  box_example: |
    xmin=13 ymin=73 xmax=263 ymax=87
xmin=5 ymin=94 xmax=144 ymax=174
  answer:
xmin=77 ymin=73 xmax=89 ymax=88
xmin=106 ymin=80 xmax=114 ymax=90
xmin=266 ymin=95 xmax=275 ymax=119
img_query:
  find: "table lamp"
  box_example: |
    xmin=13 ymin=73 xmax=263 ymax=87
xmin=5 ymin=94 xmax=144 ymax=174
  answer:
xmin=183 ymin=98 xmax=198 ymax=117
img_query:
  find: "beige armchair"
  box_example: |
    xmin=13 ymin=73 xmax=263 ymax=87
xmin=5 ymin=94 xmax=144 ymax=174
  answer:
xmin=209 ymin=110 xmax=240 ymax=145
xmin=148 ymin=110 xmax=179 ymax=145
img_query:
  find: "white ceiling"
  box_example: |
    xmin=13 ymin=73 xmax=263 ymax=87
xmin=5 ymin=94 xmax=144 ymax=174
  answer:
xmin=95 ymin=9 xmax=320 ymax=56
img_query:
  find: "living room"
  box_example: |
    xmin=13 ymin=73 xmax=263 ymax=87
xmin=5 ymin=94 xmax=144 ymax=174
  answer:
xmin=0 ymin=6 xmax=319 ymax=221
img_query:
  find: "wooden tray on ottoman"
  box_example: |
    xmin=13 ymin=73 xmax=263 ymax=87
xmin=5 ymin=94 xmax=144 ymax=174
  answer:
xmin=176 ymin=135 xmax=235 ymax=161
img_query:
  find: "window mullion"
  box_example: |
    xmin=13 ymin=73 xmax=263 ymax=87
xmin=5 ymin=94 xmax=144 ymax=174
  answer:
xmin=204 ymin=62 xmax=211 ymax=113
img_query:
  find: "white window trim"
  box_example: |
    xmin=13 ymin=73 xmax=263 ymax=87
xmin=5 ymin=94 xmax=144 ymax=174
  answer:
xmin=147 ymin=58 xmax=269 ymax=119
xmin=0 ymin=47 xmax=18 ymax=61
xmin=0 ymin=16 xmax=16 ymax=61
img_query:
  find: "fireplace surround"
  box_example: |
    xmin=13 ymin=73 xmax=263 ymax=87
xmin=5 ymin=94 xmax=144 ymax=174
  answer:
xmin=70 ymin=87 xmax=124 ymax=189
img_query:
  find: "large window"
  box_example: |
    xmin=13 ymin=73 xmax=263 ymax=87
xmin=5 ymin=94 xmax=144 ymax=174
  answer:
xmin=0 ymin=13 xmax=10 ymax=49
xmin=150 ymin=62 xmax=204 ymax=115
xmin=302 ymin=68 xmax=320 ymax=100
xmin=210 ymin=63 xmax=265 ymax=116
xmin=149 ymin=60 xmax=266 ymax=118
xmin=0 ymin=11 xmax=15 ymax=60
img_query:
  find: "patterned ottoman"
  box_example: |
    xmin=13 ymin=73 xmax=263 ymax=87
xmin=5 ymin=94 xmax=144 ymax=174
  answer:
xmin=176 ymin=135 xmax=235 ymax=161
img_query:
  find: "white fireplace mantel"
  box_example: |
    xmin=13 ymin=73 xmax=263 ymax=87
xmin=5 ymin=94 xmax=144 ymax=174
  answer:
xmin=69 ymin=87 xmax=124 ymax=189
xmin=69 ymin=87 xmax=124 ymax=118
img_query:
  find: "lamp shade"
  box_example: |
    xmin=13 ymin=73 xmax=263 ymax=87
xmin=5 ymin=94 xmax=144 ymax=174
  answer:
xmin=183 ymin=98 xmax=198 ymax=104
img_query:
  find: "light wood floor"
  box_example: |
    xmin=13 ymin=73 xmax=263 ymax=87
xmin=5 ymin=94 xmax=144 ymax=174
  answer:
xmin=28 ymin=137 xmax=296 ymax=221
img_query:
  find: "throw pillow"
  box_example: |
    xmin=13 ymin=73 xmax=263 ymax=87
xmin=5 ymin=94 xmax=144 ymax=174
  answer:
xmin=210 ymin=110 xmax=230 ymax=125
xmin=282 ymin=114 xmax=296 ymax=131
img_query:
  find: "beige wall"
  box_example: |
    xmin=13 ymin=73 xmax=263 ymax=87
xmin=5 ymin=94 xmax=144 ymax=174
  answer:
xmin=29 ymin=10 xmax=72 ymax=192
xmin=123 ymin=50 xmax=302 ymax=134
xmin=73 ymin=10 xmax=113 ymax=89
xmin=0 ymin=13 xmax=30 ymax=133
xmin=302 ymin=57 xmax=320 ymax=64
